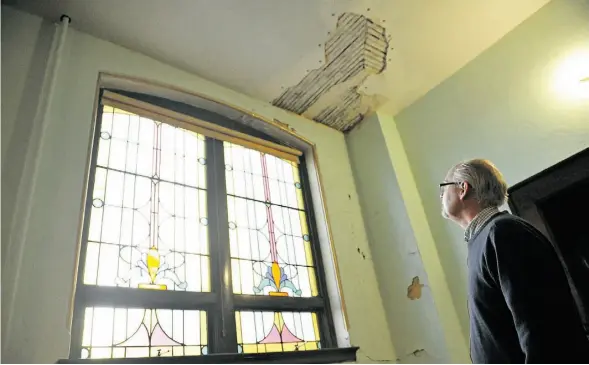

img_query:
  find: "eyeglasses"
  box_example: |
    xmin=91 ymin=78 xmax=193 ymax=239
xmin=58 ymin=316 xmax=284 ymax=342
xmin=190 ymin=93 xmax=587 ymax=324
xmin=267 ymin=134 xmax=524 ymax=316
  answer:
xmin=439 ymin=181 xmax=460 ymax=198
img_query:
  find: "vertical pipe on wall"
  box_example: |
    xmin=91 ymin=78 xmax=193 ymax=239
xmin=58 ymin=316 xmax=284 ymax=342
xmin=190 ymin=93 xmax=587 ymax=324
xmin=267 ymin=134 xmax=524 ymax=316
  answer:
xmin=2 ymin=14 xmax=71 ymax=354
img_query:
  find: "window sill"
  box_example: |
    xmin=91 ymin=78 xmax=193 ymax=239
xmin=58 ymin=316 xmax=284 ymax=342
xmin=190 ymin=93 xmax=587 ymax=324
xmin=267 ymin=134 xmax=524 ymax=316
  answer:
xmin=57 ymin=347 xmax=359 ymax=364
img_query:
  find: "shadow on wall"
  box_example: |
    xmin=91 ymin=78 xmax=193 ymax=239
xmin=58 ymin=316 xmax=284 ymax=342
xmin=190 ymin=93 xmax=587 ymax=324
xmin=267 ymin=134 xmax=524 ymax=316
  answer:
xmin=1 ymin=17 xmax=54 ymax=266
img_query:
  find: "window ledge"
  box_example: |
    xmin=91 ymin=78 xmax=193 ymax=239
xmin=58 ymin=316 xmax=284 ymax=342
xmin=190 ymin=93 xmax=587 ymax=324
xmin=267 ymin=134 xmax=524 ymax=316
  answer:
xmin=57 ymin=347 xmax=359 ymax=364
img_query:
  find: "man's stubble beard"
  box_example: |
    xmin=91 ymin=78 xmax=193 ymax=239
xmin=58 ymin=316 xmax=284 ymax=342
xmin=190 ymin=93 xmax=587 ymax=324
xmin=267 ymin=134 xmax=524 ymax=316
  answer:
xmin=441 ymin=199 xmax=450 ymax=219
xmin=442 ymin=209 xmax=449 ymax=219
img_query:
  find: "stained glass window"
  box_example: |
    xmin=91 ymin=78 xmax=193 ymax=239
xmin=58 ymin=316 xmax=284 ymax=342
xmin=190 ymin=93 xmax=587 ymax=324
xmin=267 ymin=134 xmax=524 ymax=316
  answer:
xmin=235 ymin=311 xmax=320 ymax=354
xmin=84 ymin=106 xmax=210 ymax=292
xmin=224 ymin=142 xmax=318 ymax=297
xmin=80 ymin=307 xmax=207 ymax=359
xmin=74 ymin=95 xmax=334 ymax=359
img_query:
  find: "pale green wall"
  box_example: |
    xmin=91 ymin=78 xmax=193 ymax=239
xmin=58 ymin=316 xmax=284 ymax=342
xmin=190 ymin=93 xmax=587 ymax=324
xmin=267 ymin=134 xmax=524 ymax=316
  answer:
xmin=1 ymin=7 xmax=54 ymax=263
xmin=1 ymin=6 xmax=43 ymax=160
xmin=346 ymin=115 xmax=453 ymax=363
xmin=394 ymin=0 xmax=589 ymax=336
xmin=1 ymin=7 xmax=394 ymax=363
xmin=347 ymin=113 xmax=470 ymax=363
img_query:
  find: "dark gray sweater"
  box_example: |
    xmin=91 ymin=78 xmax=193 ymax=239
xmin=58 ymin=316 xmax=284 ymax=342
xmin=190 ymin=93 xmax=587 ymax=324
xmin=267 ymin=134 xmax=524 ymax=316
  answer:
xmin=467 ymin=212 xmax=589 ymax=363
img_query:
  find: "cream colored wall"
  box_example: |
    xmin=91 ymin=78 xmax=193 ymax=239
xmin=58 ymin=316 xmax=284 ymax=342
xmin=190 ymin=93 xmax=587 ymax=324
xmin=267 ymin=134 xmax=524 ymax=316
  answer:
xmin=1 ymin=6 xmax=42 ymax=160
xmin=378 ymin=113 xmax=471 ymax=363
xmin=347 ymin=115 xmax=452 ymax=363
xmin=1 ymin=7 xmax=53 ymax=263
xmin=1 ymin=7 xmax=394 ymax=363
xmin=394 ymin=0 xmax=589 ymax=339
xmin=347 ymin=114 xmax=469 ymax=363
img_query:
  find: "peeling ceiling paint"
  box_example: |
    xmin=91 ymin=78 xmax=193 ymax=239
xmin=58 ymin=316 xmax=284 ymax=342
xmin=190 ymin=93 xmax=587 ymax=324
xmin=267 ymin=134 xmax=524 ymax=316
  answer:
xmin=272 ymin=13 xmax=388 ymax=132
xmin=11 ymin=0 xmax=550 ymax=132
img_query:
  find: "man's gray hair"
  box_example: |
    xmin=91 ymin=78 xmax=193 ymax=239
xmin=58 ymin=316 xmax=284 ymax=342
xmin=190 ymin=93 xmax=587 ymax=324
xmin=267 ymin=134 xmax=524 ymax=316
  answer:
xmin=451 ymin=159 xmax=508 ymax=208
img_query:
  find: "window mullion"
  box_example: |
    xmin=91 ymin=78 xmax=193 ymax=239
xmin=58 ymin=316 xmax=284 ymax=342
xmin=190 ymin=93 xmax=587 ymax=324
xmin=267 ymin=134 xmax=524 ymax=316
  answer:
xmin=206 ymin=138 xmax=237 ymax=353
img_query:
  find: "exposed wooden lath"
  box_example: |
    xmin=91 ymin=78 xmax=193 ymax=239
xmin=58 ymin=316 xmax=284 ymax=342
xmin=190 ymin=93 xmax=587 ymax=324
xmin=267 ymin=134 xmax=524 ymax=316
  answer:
xmin=272 ymin=13 xmax=388 ymax=132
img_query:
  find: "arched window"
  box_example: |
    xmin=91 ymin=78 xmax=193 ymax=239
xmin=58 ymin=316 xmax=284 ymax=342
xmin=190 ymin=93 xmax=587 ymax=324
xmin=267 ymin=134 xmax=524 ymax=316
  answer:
xmin=69 ymin=90 xmax=338 ymax=360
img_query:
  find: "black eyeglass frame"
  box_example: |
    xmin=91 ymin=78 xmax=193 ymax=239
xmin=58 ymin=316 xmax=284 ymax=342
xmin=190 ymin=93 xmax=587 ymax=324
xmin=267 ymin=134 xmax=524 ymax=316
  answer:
xmin=438 ymin=181 xmax=463 ymax=197
xmin=439 ymin=182 xmax=460 ymax=188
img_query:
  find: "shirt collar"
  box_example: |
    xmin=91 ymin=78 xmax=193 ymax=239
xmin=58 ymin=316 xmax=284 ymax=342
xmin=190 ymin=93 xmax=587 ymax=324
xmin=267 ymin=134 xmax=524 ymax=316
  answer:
xmin=464 ymin=206 xmax=500 ymax=242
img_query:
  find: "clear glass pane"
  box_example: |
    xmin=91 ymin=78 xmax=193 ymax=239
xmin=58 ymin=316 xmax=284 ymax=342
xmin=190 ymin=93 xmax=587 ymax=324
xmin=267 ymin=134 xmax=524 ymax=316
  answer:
xmin=224 ymin=142 xmax=318 ymax=297
xmin=81 ymin=306 xmax=207 ymax=359
xmin=84 ymin=105 xmax=210 ymax=292
xmin=235 ymin=311 xmax=320 ymax=353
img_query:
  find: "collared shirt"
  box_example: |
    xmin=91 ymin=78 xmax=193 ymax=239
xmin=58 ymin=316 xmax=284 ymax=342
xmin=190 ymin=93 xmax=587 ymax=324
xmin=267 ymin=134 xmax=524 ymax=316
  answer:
xmin=464 ymin=206 xmax=500 ymax=242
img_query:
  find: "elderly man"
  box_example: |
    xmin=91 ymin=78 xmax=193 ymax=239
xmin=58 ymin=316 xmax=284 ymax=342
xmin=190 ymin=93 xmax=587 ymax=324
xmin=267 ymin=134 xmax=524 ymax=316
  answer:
xmin=440 ymin=159 xmax=589 ymax=363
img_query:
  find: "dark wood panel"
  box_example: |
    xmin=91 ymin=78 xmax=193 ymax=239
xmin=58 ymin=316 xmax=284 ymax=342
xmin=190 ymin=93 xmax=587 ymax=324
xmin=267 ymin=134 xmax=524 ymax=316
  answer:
xmin=508 ymin=147 xmax=589 ymax=215
xmin=507 ymin=147 xmax=589 ymax=335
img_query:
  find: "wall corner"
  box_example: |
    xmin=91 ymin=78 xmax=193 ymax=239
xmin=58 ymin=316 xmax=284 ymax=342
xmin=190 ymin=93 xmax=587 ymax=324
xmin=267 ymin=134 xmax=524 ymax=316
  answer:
xmin=374 ymin=112 xmax=470 ymax=363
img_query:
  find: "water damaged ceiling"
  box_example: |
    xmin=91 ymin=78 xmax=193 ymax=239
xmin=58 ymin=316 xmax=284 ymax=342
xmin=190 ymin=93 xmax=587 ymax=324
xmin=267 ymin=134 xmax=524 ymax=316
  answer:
xmin=272 ymin=13 xmax=389 ymax=132
xmin=10 ymin=0 xmax=549 ymax=132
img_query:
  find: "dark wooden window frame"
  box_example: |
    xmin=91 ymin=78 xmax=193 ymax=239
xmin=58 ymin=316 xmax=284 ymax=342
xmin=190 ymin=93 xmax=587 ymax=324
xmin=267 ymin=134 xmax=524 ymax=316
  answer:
xmin=69 ymin=89 xmax=338 ymax=359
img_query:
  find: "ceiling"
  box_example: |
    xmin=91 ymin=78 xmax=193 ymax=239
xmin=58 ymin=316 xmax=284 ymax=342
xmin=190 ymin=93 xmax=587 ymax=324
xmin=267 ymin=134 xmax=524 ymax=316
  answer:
xmin=9 ymin=0 xmax=550 ymax=127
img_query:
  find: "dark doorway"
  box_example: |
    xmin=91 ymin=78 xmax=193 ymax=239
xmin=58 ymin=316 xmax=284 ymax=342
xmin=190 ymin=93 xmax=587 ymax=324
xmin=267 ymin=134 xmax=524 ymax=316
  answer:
xmin=508 ymin=148 xmax=589 ymax=335
xmin=538 ymin=179 xmax=589 ymax=325
xmin=539 ymin=178 xmax=589 ymax=266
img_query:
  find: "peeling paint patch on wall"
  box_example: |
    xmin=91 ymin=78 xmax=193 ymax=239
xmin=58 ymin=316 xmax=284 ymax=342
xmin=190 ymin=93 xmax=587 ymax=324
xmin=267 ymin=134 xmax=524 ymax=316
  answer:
xmin=272 ymin=13 xmax=388 ymax=132
xmin=407 ymin=276 xmax=424 ymax=300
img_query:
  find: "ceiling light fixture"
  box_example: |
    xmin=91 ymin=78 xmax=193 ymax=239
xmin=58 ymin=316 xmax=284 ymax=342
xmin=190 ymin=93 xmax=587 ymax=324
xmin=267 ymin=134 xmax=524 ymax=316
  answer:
xmin=553 ymin=49 xmax=589 ymax=100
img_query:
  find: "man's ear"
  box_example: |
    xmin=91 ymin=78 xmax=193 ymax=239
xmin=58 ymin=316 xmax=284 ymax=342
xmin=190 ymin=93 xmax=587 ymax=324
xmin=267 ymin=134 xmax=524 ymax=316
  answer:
xmin=458 ymin=182 xmax=471 ymax=201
